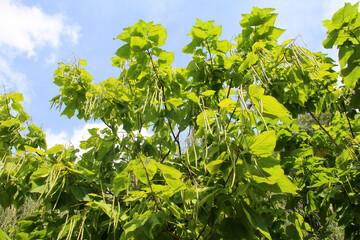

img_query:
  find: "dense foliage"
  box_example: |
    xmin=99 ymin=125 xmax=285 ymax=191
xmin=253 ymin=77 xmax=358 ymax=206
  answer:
xmin=1 ymin=3 xmax=360 ymax=239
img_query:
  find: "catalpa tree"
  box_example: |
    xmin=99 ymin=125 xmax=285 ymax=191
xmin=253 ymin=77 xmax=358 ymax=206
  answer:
xmin=1 ymin=3 xmax=360 ymax=239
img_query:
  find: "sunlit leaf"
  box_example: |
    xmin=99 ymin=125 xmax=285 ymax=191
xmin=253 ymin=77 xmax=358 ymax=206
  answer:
xmin=78 ymin=59 xmax=87 ymax=66
xmin=202 ymin=90 xmax=216 ymax=96
xmin=250 ymin=130 xmax=276 ymax=157
xmin=262 ymin=95 xmax=290 ymax=118
xmin=45 ymin=144 xmax=63 ymax=155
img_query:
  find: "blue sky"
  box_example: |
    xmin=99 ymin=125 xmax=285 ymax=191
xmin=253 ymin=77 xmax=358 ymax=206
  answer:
xmin=0 ymin=0 xmax=357 ymax=148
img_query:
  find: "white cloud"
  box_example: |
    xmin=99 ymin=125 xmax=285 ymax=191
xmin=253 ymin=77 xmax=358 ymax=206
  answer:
xmin=45 ymin=129 xmax=69 ymax=149
xmin=0 ymin=57 xmax=29 ymax=96
xmin=45 ymin=52 xmax=58 ymax=65
xmin=133 ymin=0 xmax=180 ymax=22
xmin=0 ymin=0 xmax=80 ymax=57
xmin=0 ymin=0 xmax=80 ymax=98
xmin=45 ymin=122 xmax=107 ymax=149
xmin=45 ymin=122 xmax=152 ymax=153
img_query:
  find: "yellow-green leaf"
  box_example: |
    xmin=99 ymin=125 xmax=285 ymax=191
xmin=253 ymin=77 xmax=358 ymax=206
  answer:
xmin=202 ymin=90 xmax=216 ymax=96
xmin=187 ymin=92 xmax=199 ymax=103
xmin=24 ymin=145 xmax=45 ymax=156
xmin=218 ymin=98 xmax=236 ymax=109
xmin=167 ymin=98 xmax=184 ymax=108
xmin=130 ymin=36 xmax=148 ymax=51
xmin=250 ymin=131 xmax=276 ymax=157
xmin=45 ymin=144 xmax=63 ymax=155
xmin=133 ymin=159 xmax=157 ymax=185
xmin=113 ymin=172 xmax=131 ymax=193
xmin=196 ymin=109 xmax=216 ymax=127
xmin=282 ymin=39 xmax=293 ymax=45
xmin=249 ymin=84 xmax=264 ymax=102
xmin=206 ymin=160 xmax=224 ymax=174
xmin=78 ymin=59 xmax=87 ymax=66
xmin=156 ymin=162 xmax=185 ymax=192
xmin=262 ymin=95 xmax=290 ymax=118
xmin=252 ymin=42 xmax=266 ymax=51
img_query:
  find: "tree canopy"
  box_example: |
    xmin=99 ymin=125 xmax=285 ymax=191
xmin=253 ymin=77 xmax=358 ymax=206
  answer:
xmin=1 ymin=3 xmax=360 ymax=239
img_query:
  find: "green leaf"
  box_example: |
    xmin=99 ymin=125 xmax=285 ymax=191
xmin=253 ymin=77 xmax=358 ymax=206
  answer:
xmin=155 ymin=163 xmax=182 ymax=178
xmin=133 ymin=159 xmax=157 ymax=185
xmin=249 ymin=84 xmax=264 ymax=101
xmin=30 ymin=167 xmax=49 ymax=179
xmin=158 ymin=51 xmax=174 ymax=66
xmin=116 ymin=44 xmax=131 ymax=59
xmin=218 ymin=98 xmax=237 ymax=112
xmin=130 ymin=36 xmax=149 ymax=51
xmin=0 ymin=119 xmax=17 ymax=127
xmin=24 ymin=145 xmax=45 ymax=156
xmin=238 ymin=52 xmax=258 ymax=72
xmin=339 ymin=45 xmax=354 ymax=69
xmin=11 ymin=102 xmax=23 ymax=111
xmin=282 ymin=39 xmax=293 ymax=45
xmin=167 ymin=98 xmax=184 ymax=108
xmin=196 ymin=109 xmax=216 ymax=127
xmin=7 ymin=92 xmax=24 ymax=102
xmin=113 ymin=172 xmax=131 ymax=193
xmin=61 ymin=106 xmax=75 ymax=119
xmin=70 ymin=184 xmax=91 ymax=201
xmin=156 ymin=162 xmax=185 ymax=192
xmin=0 ymin=189 xmax=11 ymax=209
xmin=191 ymin=27 xmax=208 ymax=40
xmin=250 ymin=130 xmax=276 ymax=157
xmin=187 ymin=92 xmax=199 ymax=103
xmin=206 ymin=160 xmax=224 ymax=174
xmin=86 ymin=200 xmax=112 ymax=217
xmin=342 ymin=65 xmax=360 ymax=89
xmin=0 ymin=228 xmax=11 ymax=240
xmin=202 ymin=90 xmax=216 ymax=96
xmin=262 ymin=95 xmax=290 ymax=118
xmin=78 ymin=59 xmax=87 ymax=66
xmin=182 ymin=41 xmax=196 ymax=54
xmin=215 ymin=40 xmax=229 ymax=53
xmin=322 ymin=29 xmax=339 ymax=49
xmin=208 ymin=25 xmax=222 ymax=38
xmin=332 ymin=2 xmax=359 ymax=26
xmin=307 ymin=191 xmax=317 ymax=212
xmin=257 ymin=157 xmax=299 ymax=194
xmin=45 ymin=144 xmax=63 ymax=155
xmin=148 ymin=24 xmax=167 ymax=47
xmin=218 ymin=98 xmax=236 ymax=108
xmin=252 ymin=42 xmax=266 ymax=51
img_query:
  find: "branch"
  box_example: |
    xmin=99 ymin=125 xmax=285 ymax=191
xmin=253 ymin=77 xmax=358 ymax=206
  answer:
xmin=167 ymin=117 xmax=182 ymax=156
xmin=196 ymin=224 xmax=207 ymax=240
xmin=340 ymin=100 xmax=355 ymax=139
xmin=139 ymin=156 xmax=161 ymax=211
xmin=146 ymin=50 xmax=183 ymax=156
xmin=226 ymin=78 xmax=233 ymax=98
xmin=205 ymin=41 xmax=214 ymax=67
xmin=128 ymin=134 xmax=161 ymax=211
xmin=306 ymin=108 xmax=343 ymax=152
xmin=184 ymin=163 xmax=199 ymax=186
xmin=160 ymin=150 xmax=171 ymax=163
